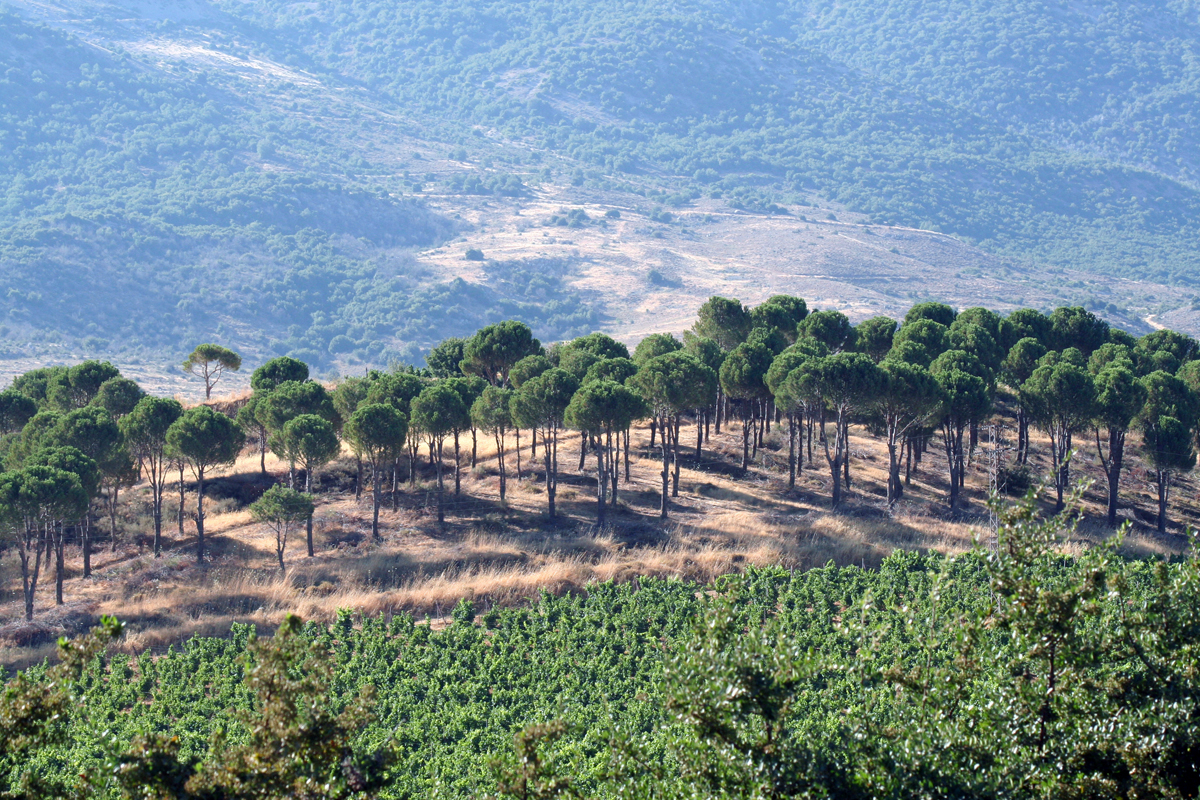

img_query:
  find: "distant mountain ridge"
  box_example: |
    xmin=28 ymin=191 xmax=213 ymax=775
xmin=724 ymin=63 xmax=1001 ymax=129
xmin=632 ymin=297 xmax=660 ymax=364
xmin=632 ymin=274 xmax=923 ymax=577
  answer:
xmin=2 ymin=0 xmax=1199 ymax=371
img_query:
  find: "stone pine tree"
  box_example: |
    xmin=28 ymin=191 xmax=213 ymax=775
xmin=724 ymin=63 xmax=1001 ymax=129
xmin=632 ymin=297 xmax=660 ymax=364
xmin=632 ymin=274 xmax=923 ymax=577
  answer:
xmin=1138 ymin=370 xmax=1199 ymax=533
xmin=471 ymin=386 xmax=515 ymax=502
xmin=1020 ymin=359 xmax=1097 ymax=512
xmin=511 ymin=369 xmax=579 ymax=518
xmin=93 ymin=377 xmax=144 ymax=419
xmin=751 ymin=295 xmax=808 ymax=344
xmin=410 ymin=383 xmax=466 ymax=523
xmin=121 ymin=396 xmax=184 ymax=556
xmin=251 ymin=485 xmax=314 ymax=573
xmin=1002 ymin=337 xmax=1048 ymax=464
xmin=366 ymin=371 xmax=426 ymax=494
xmin=631 ymin=352 xmax=713 ymax=515
xmin=875 ymin=359 xmax=942 ymax=506
xmin=332 ymin=376 xmax=371 ymax=498
xmin=564 ymin=380 xmax=644 ymax=527
xmin=855 ymin=316 xmax=897 ymax=363
xmin=718 ymin=342 xmax=774 ymax=469
xmin=250 ymin=356 xmax=309 ymax=393
xmin=798 ymin=310 xmax=856 ymax=353
xmin=237 ymin=394 xmax=272 ymax=475
xmin=931 ymin=365 xmax=991 ymax=511
xmin=47 ymin=405 xmax=128 ymax=571
xmin=182 ymin=344 xmax=242 ymax=400
xmin=789 ymin=352 xmax=883 ymax=508
xmin=766 ymin=341 xmax=828 ymax=488
xmin=0 ymin=390 xmax=36 ymax=435
xmin=275 ymin=414 xmax=340 ymax=556
xmin=166 ymin=405 xmax=245 ymax=563
xmin=426 ymin=337 xmax=468 ymax=378
xmin=443 ymin=377 xmax=483 ymax=495
xmin=1092 ymin=362 xmax=1145 ymax=527
xmin=0 ymin=465 xmax=87 ymax=621
xmin=344 ymin=403 xmax=407 ymax=540
xmin=24 ymin=446 xmax=98 ymax=606
xmin=460 ymin=320 xmax=541 ymax=387
xmin=262 ymin=381 xmax=338 ymax=485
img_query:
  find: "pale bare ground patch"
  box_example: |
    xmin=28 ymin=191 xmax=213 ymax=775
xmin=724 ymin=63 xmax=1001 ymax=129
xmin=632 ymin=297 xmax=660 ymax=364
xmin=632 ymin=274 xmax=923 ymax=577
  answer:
xmin=0 ymin=403 xmax=1193 ymax=668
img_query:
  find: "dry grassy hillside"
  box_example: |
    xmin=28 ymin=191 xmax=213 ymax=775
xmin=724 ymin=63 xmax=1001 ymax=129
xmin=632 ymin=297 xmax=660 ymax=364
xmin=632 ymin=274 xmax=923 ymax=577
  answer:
xmin=0 ymin=391 xmax=1188 ymax=670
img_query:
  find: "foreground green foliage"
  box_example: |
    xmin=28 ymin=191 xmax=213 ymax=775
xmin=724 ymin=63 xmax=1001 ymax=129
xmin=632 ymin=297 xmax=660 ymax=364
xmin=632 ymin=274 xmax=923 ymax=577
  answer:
xmin=5 ymin=493 xmax=1200 ymax=798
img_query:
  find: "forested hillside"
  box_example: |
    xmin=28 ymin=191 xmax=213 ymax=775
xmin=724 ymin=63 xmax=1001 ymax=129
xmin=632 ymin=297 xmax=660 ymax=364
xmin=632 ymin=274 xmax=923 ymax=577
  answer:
xmin=4 ymin=0 xmax=1200 ymax=371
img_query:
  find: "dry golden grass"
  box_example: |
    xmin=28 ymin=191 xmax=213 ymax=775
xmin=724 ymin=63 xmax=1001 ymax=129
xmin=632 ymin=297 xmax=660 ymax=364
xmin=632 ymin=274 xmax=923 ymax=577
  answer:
xmin=0 ymin=405 xmax=1191 ymax=668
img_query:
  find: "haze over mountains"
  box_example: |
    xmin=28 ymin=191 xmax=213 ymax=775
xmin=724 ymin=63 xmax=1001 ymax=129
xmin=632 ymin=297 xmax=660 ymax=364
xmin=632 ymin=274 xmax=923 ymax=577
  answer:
xmin=4 ymin=0 xmax=1200 ymax=387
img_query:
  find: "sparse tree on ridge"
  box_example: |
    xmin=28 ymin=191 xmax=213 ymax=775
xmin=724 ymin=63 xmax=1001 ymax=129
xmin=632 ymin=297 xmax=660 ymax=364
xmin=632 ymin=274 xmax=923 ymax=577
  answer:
xmin=183 ymin=344 xmax=242 ymax=400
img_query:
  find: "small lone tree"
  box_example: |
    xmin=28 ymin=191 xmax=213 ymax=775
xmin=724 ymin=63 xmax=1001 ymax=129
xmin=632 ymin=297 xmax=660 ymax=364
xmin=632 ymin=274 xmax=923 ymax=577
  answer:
xmin=183 ymin=344 xmax=242 ymax=400
xmin=251 ymin=485 xmax=314 ymax=572
xmin=122 ymin=396 xmax=184 ymax=556
xmin=166 ymin=406 xmax=245 ymax=563
xmin=274 ymin=414 xmax=340 ymax=556
xmin=344 ymin=403 xmax=408 ymax=539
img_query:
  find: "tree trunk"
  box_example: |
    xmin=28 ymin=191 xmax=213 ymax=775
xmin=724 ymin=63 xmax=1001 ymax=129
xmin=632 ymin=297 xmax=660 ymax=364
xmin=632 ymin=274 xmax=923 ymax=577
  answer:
xmin=649 ymin=418 xmax=657 ymax=450
xmin=672 ymin=416 xmax=682 ymax=497
xmin=546 ymin=425 xmax=557 ymax=519
xmin=1156 ymin=469 xmax=1169 ymax=533
xmin=436 ymin=440 xmax=445 ymax=523
xmin=259 ymin=431 xmax=267 ymax=474
xmin=82 ymin=515 xmax=91 ymax=578
xmin=55 ymin=522 xmax=64 ymax=606
xmin=109 ymin=484 xmax=120 ymax=553
xmin=496 ymin=430 xmax=508 ymax=501
xmin=608 ymin=429 xmax=619 ymax=504
xmin=660 ymin=415 xmax=670 ymax=518
xmin=595 ymin=439 xmax=607 ymax=527
xmin=696 ymin=411 xmax=703 ymax=461
xmin=453 ymin=430 xmax=461 ymax=495
xmin=177 ymin=464 xmax=186 ymax=539
xmin=471 ymin=427 xmax=478 ymax=468
xmin=354 ymin=456 xmax=362 ymax=501
xmin=152 ymin=472 xmax=163 ymax=558
xmin=371 ymin=462 xmax=382 ymax=540
xmin=741 ymin=407 xmax=751 ymax=469
xmin=843 ymin=424 xmax=852 ymax=489
xmin=624 ymin=428 xmax=631 ymax=482
xmin=787 ymin=413 xmax=797 ymax=489
xmin=195 ymin=468 xmax=206 ymax=564
xmin=514 ymin=428 xmax=522 ymax=480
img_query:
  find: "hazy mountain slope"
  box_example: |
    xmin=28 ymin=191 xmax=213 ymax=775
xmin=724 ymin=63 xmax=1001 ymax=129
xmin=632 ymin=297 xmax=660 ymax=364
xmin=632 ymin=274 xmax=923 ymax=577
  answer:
xmin=213 ymin=0 xmax=1200 ymax=280
xmin=3 ymin=0 xmax=1200 ymax=378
